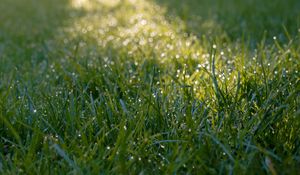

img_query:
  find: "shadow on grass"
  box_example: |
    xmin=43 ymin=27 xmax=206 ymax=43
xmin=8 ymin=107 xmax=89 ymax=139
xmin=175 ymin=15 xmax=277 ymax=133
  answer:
xmin=154 ymin=0 xmax=300 ymax=42
xmin=0 ymin=0 xmax=73 ymax=43
xmin=0 ymin=0 xmax=88 ymax=71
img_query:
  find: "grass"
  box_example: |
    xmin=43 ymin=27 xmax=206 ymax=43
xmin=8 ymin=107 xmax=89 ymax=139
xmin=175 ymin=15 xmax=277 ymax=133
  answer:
xmin=0 ymin=0 xmax=300 ymax=174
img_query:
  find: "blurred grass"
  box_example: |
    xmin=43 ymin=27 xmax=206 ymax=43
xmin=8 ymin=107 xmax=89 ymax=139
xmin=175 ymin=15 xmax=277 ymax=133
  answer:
xmin=0 ymin=0 xmax=300 ymax=174
xmin=157 ymin=0 xmax=300 ymax=43
xmin=0 ymin=0 xmax=71 ymax=73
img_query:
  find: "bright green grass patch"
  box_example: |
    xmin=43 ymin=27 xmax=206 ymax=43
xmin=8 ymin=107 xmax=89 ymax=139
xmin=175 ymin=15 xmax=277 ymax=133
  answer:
xmin=0 ymin=0 xmax=300 ymax=174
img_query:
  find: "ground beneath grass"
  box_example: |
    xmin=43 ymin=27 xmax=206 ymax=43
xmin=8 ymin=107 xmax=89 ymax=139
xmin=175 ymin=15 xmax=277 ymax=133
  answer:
xmin=0 ymin=0 xmax=300 ymax=174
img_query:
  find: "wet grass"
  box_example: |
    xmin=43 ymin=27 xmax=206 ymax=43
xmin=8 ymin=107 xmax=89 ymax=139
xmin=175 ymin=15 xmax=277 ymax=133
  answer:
xmin=0 ymin=0 xmax=300 ymax=174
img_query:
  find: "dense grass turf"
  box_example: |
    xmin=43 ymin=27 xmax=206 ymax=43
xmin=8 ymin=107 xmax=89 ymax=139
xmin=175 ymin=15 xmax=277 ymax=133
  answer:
xmin=0 ymin=0 xmax=300 ymax=174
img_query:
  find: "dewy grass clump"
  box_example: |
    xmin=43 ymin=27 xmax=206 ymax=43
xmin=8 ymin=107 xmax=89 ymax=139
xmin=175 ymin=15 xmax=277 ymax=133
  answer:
xmin=0 ymin=0 xmax=299 ymax=174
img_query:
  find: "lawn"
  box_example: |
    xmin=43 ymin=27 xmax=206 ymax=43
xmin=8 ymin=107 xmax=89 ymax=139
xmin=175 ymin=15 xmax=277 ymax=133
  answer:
xmin=0 ymin=0 xmax=300 ymax=174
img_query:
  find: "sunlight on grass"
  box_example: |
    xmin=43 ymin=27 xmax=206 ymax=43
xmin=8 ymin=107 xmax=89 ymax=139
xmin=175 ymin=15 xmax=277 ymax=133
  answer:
xmin=98 ymin=0 xmax=122 ymax=7
xmin=71 ymin=0 xmax=122 ymax=9
xmin=71 ymin=0 xmax=90 ymax=8
xmin=0 ymin=0 xmax=299 ymax=174
xmin=60 ymin=0 xmax=299 ymax=102
xmin=63 ymin=0 xmax=221 ymax=98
